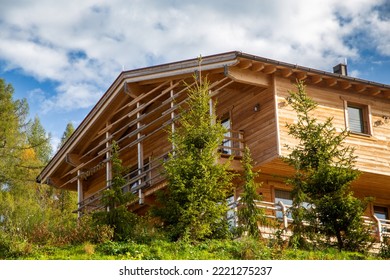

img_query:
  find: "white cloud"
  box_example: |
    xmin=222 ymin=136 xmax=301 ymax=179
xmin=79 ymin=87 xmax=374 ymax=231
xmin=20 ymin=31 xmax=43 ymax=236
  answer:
xmin=0 ymin=0 xmax=389 ymax=113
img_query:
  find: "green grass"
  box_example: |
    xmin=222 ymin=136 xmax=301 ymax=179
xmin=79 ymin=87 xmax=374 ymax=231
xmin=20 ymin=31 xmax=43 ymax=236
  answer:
xmin=3 ymin=238 xmax=381 ymax=260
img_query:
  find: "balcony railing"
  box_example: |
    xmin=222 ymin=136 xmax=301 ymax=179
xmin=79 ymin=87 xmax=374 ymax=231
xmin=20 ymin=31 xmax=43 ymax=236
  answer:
xmin=247 ymin=200 xmax=390 ymax=243
xmin=77 ymin=129 xmax=245 ymax=214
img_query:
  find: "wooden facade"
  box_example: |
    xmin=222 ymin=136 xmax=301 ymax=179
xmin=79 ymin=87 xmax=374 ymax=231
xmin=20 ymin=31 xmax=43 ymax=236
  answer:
xmin=37 ymin=51 xmax=390 ymax=239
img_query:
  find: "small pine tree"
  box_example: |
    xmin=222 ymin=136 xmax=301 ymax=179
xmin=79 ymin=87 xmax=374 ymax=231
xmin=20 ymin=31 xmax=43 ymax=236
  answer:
xmin=153 ymin=78 xmax=235 ymax=241
xmin=92 ymin=141 xmax=138 ymax=241
xmin=237 ymin=146 xmax=264 ymax=238
xmin=284 ymin=81 xmax=372 ymax=251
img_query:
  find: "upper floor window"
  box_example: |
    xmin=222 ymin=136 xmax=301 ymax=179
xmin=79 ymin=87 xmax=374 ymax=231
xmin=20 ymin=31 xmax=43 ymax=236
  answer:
xmin=346 ymin=102 xmax=371 ymax=135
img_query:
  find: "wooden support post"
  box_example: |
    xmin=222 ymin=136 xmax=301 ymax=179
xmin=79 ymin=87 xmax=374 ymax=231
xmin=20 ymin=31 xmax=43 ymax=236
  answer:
xmin=209 ymin=90 xmax=215 ymax=125
xmin=137 ymin=102 xmax=144 ymax=204
xmin=77 ymin=170 xmax=83 ymax=218
xmin=106 ymin=130 xmax=112 ymax=187
xmin=170 ymin=82 xmax=175 ymax=150
xmin=106 ymin=128 xmax=112 ymax=212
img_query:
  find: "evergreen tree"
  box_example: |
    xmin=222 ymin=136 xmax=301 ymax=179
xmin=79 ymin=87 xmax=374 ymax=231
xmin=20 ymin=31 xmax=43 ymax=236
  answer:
xmin=153 ymin=78 xmax=235 ymax=241
xmin=237 ymin=146 xmax=264 ymax=238
xmin=55 ymin=122 xmax=77 ymax=213
xmin=27 ymin=116 xmax=52 ymax=164
xmin=284 ymin=81 xmax=372 ymax=251
xmin=92 ymin=141 xmax=138 ymax=241
xmin=58 ymin=122 xmax=75 ymax=150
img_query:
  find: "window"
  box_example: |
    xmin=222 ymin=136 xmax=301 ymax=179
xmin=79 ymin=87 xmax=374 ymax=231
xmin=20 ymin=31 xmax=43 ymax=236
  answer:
xmin=346 ymin=102 xmax=370 ymax=135
xmin=274 ymin=189 xmax=292 ymax=219
xmin=374 ymin=206 xmax=389 ymax=220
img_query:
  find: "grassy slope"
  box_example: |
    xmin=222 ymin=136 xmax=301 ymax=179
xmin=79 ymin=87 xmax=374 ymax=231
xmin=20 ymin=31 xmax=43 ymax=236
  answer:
xmin=7 ymin=238 xmax=380 ymax=260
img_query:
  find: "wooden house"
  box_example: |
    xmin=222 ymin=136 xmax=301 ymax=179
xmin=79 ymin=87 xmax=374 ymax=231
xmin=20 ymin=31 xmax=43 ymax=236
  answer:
xmin=37 ymin=51 xmax=390 ymax=240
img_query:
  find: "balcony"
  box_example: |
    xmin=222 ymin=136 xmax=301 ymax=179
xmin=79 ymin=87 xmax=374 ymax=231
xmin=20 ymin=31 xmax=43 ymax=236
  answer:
xmin=76 ymin=129 xmax=245 ymax=214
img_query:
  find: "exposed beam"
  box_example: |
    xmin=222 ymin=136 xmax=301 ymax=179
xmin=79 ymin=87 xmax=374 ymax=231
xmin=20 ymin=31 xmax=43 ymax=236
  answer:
xmin=339 ymin=81 xmax=352 ymax=90
xmin=295 ymin=72 xmax=307 ymax=81
xmin=47 ymin=177 xmax=65 ymax=188
xmin=369 ymin=87 xmax=381 ymax=96
xmin=262 ymin=65 xmax=277 ymax=74
xmin=66 ymin=153 xmax=83 ymax=167
xmin=326 ymin=78 xmax=337 ymax=87
xmin=310 ymin=75 xmax=322 ymax=84
xmin=354 ymin=84 xmax=366 ymax=93
xmin=280 ymin=68 xmax=293 ymax=78
xmin=237 ymin=59 xmax=252 ymax=69
xmin=124 ymin=82 xmax=140 ymax=98
xmin=225 ymin=66 xmax=270 ymax=87
xmin=251 ymin=62 xmax=264 ymax=72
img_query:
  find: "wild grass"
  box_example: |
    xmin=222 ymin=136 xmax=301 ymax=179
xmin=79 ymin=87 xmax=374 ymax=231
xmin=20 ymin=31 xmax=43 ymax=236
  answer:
xmin=3 ymin=237 xmax=381 ymax=260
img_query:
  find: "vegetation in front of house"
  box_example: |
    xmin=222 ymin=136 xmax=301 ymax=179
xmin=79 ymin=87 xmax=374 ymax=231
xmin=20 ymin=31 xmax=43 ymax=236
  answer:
xmin=237 ymin=146 xmax=265 ymax=238
xmin=283 ymin=80 xmax=373 ymax=251
xmin=0 ymin=235 xmax=382 ymax=260
xmin=152 ymin=78 xmax=235 ymax=241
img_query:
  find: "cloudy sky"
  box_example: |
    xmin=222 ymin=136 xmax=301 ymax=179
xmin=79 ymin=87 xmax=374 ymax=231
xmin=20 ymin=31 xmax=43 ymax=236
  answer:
xmin=0 ymin=0 xmax=389 ymax=151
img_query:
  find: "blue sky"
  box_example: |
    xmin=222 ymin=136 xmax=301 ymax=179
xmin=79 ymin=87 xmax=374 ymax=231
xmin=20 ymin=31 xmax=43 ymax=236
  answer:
xmin=0 ymin=0 xmax=389 ymax=152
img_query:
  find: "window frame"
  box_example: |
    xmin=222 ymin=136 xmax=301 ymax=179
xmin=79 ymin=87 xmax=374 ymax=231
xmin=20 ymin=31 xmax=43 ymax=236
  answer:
xmin=344 ymin=100 xmax=372 ymax=136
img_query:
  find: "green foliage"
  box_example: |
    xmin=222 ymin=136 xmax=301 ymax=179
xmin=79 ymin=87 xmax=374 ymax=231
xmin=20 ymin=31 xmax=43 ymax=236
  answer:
xmin=92 ymin=141 xmax=139 ymax=241
xmin=237 ymin=146 xmax=264 ymax=238
xmin=379 ymin=236 xmax=390 ymax=259
xmin=0 ymin=78 xmax=29 ymax=185
xmin=3 ymin=236 xmax=379 ymax=260
xmin=0 ymin=78 xmax=81 ymax=254
xmin=57 ymin=122 xmax=75 ymax=150
xmin=153 ymin=78 xmax=235 ymax=241
xmin=284 ymin=81 xmax=372 ymax=251
xmin=27 ymin=116 xmax=52 ymax=164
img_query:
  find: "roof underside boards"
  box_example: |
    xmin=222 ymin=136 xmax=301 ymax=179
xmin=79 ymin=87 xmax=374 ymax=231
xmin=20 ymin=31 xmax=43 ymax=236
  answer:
xmin=37 ymin=51 xmax=390 ymax=189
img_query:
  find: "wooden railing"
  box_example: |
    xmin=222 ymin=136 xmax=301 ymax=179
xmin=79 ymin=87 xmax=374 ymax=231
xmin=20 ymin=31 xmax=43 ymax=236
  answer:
xmin=249 ymin=200 xmax=390 ymax=243
xmin=77 ymin=130 xmax=245 ymax=214
xmin=219 ymin=129 xmax=245 ymax=158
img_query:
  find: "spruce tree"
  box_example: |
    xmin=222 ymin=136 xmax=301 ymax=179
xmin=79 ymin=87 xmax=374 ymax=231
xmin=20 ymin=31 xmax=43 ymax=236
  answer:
xmin=237 ymin=146 xmax=264 ymax=238
xmin=92 ymin=141 xmax=138 ymax=241
xmin=153 ymin=78 xmax=235 ymax=241
xmin=284 ymin=81 xmax=372 ymax=251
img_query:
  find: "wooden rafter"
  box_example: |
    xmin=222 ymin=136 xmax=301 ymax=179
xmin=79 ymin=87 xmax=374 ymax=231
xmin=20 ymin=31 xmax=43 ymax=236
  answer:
xmin=295 ymin=72 xmax=307 ymax=81
xmin=262 ymin=65 xmax=277 ymax=74
xmin=310 ymin=75 xmax=322 ymax=84
xmin=339 ymin=81 xmax=352 ymax=90
xmin=251 ymin=62 xmax=264 ymax=72
xmin=326 ymin=78 xmax=337 ymax=87
xmin=280 ymin=68 xmax=293 ymax=78
xmin=354 ymin=84 xmax=366 ymax=93
xmin=226 ymin=66 xmax=270 ymax=87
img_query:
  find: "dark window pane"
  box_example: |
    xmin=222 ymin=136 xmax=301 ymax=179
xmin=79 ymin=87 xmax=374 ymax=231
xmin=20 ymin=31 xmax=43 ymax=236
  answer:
xmin=348 ymin=105 xmax=365 ymax=133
